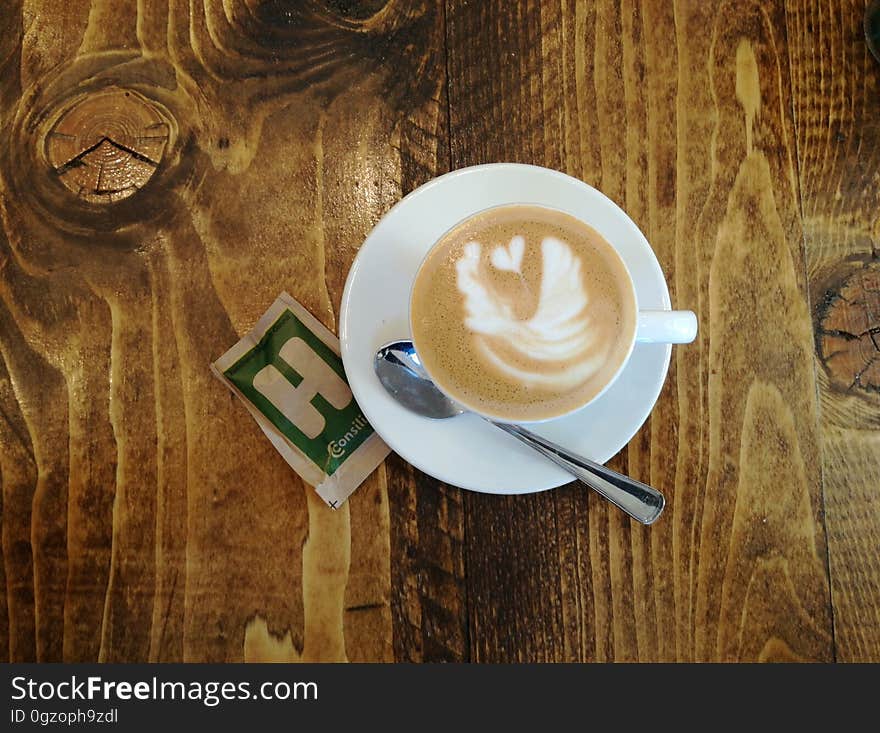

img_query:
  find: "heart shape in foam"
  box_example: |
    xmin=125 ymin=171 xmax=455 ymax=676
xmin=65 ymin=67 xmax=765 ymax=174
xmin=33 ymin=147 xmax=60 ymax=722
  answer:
xmin=490 ymin=235 xmax=525 ymax=273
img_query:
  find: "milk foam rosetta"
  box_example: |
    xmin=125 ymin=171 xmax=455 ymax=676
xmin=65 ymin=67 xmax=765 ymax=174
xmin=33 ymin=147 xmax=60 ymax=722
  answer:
xmin=411 ymin=205 xmax=637 ymax=422
xmin=456 ymin=236 xmax=606 ymax=388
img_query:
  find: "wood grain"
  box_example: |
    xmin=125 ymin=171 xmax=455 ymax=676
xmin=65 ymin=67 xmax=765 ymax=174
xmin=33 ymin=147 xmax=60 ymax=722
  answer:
xmin=446 ymin=0 xmax=833 ymax=661
xmin=0 ymin=0 xmax=444 ymax=662
xmin=786 ymin=0 xmax=880 ymax=661
xmin=1 ymin=0 xmax=876 ymax=664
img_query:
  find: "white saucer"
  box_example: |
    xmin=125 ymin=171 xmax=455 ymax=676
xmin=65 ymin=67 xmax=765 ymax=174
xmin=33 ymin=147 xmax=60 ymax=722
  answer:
xmin=339 ymin=164 xmax=671 ymax=494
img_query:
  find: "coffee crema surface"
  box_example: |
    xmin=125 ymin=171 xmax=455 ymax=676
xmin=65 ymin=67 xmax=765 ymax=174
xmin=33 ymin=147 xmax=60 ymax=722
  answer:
xmin=411 ymin=205 xmax=637 ymax=421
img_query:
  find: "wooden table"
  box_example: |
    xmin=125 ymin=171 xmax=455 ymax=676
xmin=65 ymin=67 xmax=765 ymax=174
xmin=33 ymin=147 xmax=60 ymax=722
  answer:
xmin=0 ymin=1 xmax=878 ymax=663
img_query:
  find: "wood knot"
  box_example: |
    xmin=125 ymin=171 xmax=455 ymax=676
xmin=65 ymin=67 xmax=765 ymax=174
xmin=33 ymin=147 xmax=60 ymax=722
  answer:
xmin=45 ymin=88 xmax=170 ymax=204
xmin=319 ymin=0 xmax=388 ymax=21
xmin=253 ymin=0 xmax=387 ymax=26
xmin=818 ymin=262 xmax=880 ymax=392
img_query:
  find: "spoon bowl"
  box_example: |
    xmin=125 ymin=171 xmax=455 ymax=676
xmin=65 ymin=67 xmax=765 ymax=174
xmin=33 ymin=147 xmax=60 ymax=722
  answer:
xmin=374 ymin=341 xmax=463 ymax=419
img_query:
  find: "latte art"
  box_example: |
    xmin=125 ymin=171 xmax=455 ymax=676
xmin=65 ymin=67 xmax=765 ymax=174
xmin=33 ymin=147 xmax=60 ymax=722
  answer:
xmin=456 ymin=236 xmax=607 ymax=389
xmin=411 ymin=205 xmax=637 ymax=422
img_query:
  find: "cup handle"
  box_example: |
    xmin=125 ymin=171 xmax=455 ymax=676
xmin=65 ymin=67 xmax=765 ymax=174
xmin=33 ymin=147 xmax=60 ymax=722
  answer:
xmin=636 ymin=310 xmax=698 ymax=344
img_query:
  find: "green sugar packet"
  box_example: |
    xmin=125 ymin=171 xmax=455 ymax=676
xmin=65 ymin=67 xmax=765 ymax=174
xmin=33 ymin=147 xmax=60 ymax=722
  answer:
xmin=211 ymin=292 xmax=389 ymax=509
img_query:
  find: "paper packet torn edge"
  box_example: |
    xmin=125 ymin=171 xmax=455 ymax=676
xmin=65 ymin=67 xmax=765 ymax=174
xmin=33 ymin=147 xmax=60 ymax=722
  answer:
xmin=211 ymin=292 xmax=390 ymax=509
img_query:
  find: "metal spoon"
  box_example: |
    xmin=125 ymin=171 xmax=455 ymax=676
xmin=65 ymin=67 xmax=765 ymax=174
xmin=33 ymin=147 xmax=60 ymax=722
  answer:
xmin=374 ymin=340 xmax=665 ymax=525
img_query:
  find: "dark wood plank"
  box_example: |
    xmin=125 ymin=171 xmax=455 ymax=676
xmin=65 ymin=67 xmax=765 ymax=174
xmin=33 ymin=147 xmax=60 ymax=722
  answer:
xmin=786 ymin=0 xmax=880 ymax=662
xmin=381 ymin=49 xmax=470 ymax=661
xmin=0 ymin=0 xmax=445 ymax=662
xmin=387 ymin=456 xmax=468 ymax=661
xmin=445 ymin=0 xmax=833 ymax=661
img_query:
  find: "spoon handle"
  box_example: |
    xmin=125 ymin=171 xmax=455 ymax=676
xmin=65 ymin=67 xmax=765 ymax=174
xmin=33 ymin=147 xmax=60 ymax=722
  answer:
xmin=491 ymin=422 xmax=665 ymax=525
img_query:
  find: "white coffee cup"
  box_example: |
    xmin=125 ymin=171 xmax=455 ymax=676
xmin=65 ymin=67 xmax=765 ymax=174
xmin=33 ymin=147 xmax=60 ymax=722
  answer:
xmin=409 ymin=203 xmax=697 ymax=424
